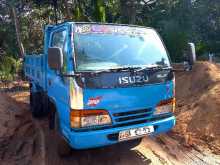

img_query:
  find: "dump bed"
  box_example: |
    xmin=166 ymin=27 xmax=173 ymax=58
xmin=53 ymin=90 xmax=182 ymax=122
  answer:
xmin=24 ymin=54 xmax=46 ymax=89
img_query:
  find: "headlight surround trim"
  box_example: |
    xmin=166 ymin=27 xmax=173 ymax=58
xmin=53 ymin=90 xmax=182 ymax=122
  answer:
xmin=70 ymin=109 xmax=112 ymax=128
xmin=154 ymin=98 xmax=175 ymax=115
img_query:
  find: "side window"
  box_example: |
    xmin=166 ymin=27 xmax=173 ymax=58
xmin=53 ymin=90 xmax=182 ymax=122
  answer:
xmin=51 ymin=30 xmax=68 ymax=72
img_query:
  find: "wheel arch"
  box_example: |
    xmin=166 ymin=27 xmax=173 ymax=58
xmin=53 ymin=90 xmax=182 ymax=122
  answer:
xmin=48 ymin=96 xmax=58 ymax=129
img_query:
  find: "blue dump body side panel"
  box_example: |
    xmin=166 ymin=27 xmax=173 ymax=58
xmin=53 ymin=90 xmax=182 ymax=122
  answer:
xmin=24 ymin=25 xmax=55 ymax=91
xmin=24 ymin=55 xmax=45 ymax=90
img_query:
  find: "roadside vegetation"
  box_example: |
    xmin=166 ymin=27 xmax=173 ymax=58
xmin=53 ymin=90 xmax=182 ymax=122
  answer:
xmin=0 ymin=56 xmax=22 ymax=81
xmin=0 ymin=0 xmax=220 ymax=80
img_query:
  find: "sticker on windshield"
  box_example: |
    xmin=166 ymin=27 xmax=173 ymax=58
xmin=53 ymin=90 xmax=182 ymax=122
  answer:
xmin=75 ymin=24 xmax=149 ymax=36
xmin=75 ymin=24 xmax=92 ymax=33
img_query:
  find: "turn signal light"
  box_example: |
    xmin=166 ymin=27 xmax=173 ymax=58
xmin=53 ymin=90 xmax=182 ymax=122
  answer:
xmin=70 ymin=109 xmax=112 ymax=128
xmin=155 ymin=98 xmax=175 ymax=115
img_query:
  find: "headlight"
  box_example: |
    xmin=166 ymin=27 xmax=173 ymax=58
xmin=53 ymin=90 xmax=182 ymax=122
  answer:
xmin=154 ymin=98 xmax=175 ymax=115
xmin=70 ymin=109 xmax=112 ymax=128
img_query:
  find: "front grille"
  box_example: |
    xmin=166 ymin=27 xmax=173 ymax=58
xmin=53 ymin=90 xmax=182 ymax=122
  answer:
xmin=112 ymin=109 xmax=153 ymax=124
xmin=113 ymin=109 xmax=149 ymax=117
xmin=72 ymin=114 xmax=173 ymax=132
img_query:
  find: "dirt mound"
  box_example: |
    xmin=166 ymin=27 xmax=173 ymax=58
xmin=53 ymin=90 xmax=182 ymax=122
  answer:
xmin=173 ymin=62 xmax=220 ymax=154
xmin=0 ymin=92 xmax=42 ymax=165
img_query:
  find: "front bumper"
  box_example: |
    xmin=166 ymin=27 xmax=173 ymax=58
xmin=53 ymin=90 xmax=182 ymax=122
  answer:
xmin=64 ymin=116 xmax=175 ymax=149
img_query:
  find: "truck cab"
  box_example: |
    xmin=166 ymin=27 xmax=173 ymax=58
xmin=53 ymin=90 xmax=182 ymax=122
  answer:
xmin=24 ymin=22 xmax=175 ymax=153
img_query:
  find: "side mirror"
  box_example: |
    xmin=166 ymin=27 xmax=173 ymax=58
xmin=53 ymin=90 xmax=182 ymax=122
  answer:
xmin=187 ymin=43 xmax=196 ymax=65
xmin=48 ymin=47 xmax=63 ymax=71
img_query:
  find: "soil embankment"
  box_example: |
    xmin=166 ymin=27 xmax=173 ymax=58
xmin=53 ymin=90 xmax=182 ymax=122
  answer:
xmin=1 ymin=62 xmax=220 ymax=165
xmin=0 ymin=92 xmax=43 ymax=165
xmin=173 ymin=62 xmax=220 ymax=154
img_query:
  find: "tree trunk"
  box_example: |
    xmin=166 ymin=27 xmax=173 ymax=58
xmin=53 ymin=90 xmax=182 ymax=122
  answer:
xmin=120 ymin=0 xmax=136 ymax=24
xmin=120 ymin=0 xmax=127 ymax=23
xmin=64 ymin=0 xmax=71 ymax=20
xmin=11 ymin=6 xmax=24 ymax=58
xmin=129 ymin=1 xmax=136 ymax=24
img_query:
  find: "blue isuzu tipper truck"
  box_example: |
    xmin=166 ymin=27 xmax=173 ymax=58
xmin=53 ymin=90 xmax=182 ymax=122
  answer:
xmin=24 ymin=22 xmax=176 ymax=155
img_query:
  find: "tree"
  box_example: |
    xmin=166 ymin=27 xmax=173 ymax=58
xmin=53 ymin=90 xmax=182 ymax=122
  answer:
xmin=63 ymin=0 xmax=72 ymax=20
xmin=93 ymin=0 xmax=106 ymax=22
xmin=1 ymin=0 xmax=220 ymax=66
xmin=11 ymin=5 xmax=25 ymax=58
xmin=0 ymin=0 xmax=18 ymax=58
xmin=0 ymin=0 xmax=25 ymax=58
xmin=192 ymin=0 xmax=220 ymax=54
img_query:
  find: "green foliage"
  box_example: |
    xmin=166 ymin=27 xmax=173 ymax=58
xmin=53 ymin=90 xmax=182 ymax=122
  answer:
xmin=93 ymin=0 xmax=106 ymax=22
xmin=105 ymin=0 xmax=120 ymax=23
xmin=74 ymin=7 xmax=82 ymax=21
xmin=0 ymin=2 xmax=19 ymax=57
xmin=191 ymin=0 xmax=220 ymax=55
xmin=0 ymin=0 xmax=220 ymax=73
xmin=196 ymin=41 xmax=208 ymax=57
xmin=0 ymin=56 xmax=22 ymax=81
xmin=162 ymin=21 xmax=188 ymax=62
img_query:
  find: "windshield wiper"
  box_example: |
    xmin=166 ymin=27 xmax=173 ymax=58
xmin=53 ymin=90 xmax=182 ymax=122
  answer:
xmin=109 ymin=66 xmax=141 ymax=72
xmin=83 ymin=66 xmax=141 ymax=74
xmin=79 ymin=65 xmax=171 ymax=74
xmin=135 ymin=65 xmax=172 ymax=72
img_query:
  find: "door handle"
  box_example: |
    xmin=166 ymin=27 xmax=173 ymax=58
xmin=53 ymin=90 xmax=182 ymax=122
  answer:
xmin=48 ymin=79 xmax=52 ymax=86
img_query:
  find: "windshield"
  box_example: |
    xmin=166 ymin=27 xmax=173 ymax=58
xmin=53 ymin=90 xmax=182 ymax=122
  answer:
xmin=74 ymin=24 xmax=170 ymax=72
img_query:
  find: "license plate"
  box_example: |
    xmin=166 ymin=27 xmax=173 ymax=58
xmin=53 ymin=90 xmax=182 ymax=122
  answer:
xmin=118 ymin=126 xmax=154 ymax=141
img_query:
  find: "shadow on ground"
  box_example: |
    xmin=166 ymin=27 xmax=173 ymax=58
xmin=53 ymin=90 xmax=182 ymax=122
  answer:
xmin=55 ymin=144 xmax=151 ymax=165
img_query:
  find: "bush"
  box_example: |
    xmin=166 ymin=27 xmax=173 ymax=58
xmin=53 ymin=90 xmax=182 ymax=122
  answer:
xmin=196 ymin=41 xmax=208 ymax=56
xmin=160 ymin=20 xmax=188 ymax=63
xmin=0 ymin=56 xmax=22 ymax=81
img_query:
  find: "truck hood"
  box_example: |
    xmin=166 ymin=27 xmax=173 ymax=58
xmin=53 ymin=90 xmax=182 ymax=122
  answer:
xmin=77 ymin=70 xmax=174 ymax=112
xmin=70 ymin=70 xmax=174 ymax=126
xmin=83 ymin=81 xmax=174 ymax=113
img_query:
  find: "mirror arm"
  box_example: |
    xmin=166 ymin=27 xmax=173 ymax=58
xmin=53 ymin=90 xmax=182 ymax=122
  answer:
xmin=171 ymin=68 xmax=185 ymax=72
xmin=59 ymin=73 xmax=81 ymax=78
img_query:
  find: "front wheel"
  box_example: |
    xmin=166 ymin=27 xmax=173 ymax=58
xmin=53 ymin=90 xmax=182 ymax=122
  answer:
xmin=54 ymin=112 xmax=72 ymax=157
xmin=118 ymin=138 xmax=142 ymax=149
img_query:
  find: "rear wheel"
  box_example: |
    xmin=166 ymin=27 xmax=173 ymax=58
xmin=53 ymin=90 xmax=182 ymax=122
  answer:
xmin=30 ymin=91 xmax=44 ymax=118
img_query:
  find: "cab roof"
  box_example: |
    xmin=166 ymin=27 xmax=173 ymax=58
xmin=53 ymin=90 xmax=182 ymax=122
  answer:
xmin=46 ymin=21 xmax=153 ymax=30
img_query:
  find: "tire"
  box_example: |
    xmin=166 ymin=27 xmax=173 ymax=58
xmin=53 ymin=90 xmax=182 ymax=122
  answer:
xmin=54 ymin=112 xmax=72 ymax=157
xmin=30 ymin=91 xmax=44 ymax=118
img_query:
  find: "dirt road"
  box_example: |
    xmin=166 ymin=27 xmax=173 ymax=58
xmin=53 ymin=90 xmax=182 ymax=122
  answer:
xmin=0 ymin=90 xmax=220 ymax=165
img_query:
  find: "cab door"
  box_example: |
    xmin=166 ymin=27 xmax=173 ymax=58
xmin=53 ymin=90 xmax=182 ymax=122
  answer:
xmin=47 ymin=26 xmax=70 ymax=128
